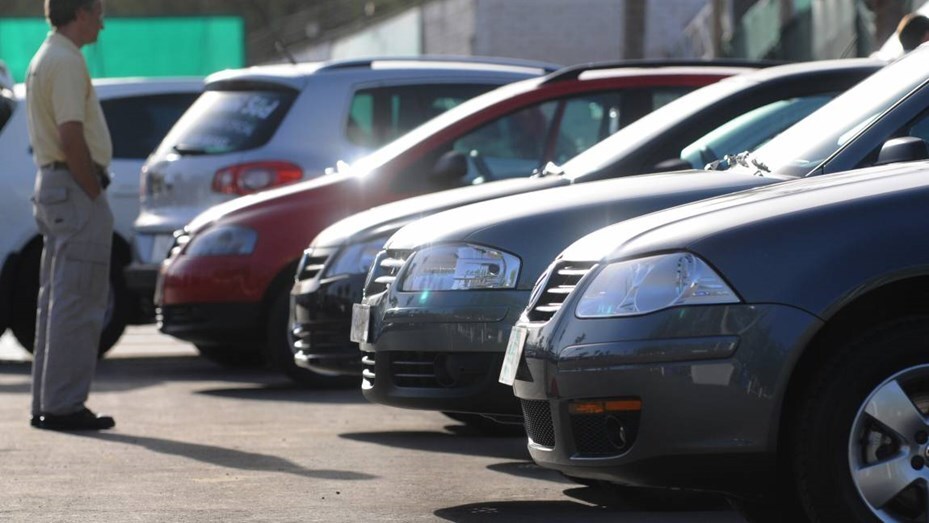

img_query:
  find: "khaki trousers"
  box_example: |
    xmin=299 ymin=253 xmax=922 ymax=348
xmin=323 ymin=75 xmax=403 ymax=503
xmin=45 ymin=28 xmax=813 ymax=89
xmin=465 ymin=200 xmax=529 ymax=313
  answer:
xmin=31 ymin=166 xmax=113 ymax=416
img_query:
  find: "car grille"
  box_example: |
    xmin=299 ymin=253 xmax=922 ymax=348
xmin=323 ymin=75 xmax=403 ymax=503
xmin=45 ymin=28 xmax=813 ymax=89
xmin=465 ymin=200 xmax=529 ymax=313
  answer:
xmin=571 ymin=411 xmax=640 ymax=457
xmin=295 ymin=247 xmax=332 ymax=282
xmin=363 ymin=249 xmax=412 ymax=296
xmin=389 ymin=351 xmax=495 ymax=388
xmin=520 ymin=399 xmax=555 ymax=448
xmin=526 ymin=261 xmax=596 ymax=322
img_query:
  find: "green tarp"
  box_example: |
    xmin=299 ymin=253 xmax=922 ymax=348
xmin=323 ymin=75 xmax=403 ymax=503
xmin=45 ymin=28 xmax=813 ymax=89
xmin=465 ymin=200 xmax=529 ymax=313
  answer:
xmin=0 ymin=17 xmax=244 ymax=83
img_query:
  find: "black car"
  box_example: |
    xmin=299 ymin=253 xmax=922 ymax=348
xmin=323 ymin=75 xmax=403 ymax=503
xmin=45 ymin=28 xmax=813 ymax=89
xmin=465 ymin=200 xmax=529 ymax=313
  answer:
xmin=356 ymin=47 xmax=929 ymax=429
xmin=509 ymin=160 xmax=929 ymax=522
xmin=291 ymin=58 xmax=879 ymax=386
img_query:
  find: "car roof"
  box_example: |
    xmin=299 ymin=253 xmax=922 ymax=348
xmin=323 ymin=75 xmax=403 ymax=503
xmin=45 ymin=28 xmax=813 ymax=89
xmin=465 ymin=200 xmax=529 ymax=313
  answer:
xmin=12 ymin=77 xmax=203 ymax=99
xmin=204 ymin=56 xmax=563 ymax=90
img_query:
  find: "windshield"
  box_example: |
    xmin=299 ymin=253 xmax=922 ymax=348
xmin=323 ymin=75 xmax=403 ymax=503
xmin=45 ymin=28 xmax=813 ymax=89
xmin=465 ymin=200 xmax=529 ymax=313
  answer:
xmin=742 ymin=51 xmax=929 ymax=177
xmin=348 ymin=78 xmax=540 ymax=176
xmin=559 ymin=74 xmax=757 ymax=178
xmin=162 ymin=88 xmax=297 ymax=155
xmin=680 ymin=94 xmax=833 ymax=168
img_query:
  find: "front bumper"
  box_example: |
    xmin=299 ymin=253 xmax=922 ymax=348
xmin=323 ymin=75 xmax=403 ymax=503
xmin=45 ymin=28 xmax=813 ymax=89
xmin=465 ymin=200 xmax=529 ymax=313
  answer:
xmin=158 ymin=302 xmax=265 ymax=345
xmin=512 ymin=303 xmax=822 ymax=499
xmin=291 ymin=273 xmax=366 ymax=376
xmin=359 ymin=287 xmax=531 ymax=415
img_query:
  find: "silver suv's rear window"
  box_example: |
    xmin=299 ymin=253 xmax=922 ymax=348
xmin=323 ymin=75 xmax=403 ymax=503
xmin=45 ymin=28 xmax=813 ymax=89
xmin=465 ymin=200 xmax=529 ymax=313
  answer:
xmin=167 ymin=88 xmax=296 ymax=155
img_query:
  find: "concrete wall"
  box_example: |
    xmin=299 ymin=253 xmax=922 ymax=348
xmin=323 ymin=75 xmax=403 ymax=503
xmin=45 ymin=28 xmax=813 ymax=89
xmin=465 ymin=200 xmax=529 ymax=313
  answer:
xmin=471 ymin=0 xmax=626 ymax=63
xmin=422 ymin=0 xmax=476 ymax=56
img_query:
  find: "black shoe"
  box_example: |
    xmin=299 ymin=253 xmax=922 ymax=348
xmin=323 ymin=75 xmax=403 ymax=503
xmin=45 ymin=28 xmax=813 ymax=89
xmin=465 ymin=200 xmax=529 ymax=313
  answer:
xmin=36 ymin=408 xmax=115 ymax=431
xmin=30 ymin=415 xmax=40 ymax=428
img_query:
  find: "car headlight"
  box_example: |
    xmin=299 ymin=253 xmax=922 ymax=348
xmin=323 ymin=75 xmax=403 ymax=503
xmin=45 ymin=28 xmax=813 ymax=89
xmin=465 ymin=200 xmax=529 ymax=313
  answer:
xmin=399 ymin=243 xmax=520 ymax=291
xmin=184 ymin=225 xmax=257 ymax=257
xmin=575 ymin=252 xmax=738 ymax=318
xmin=324 ymin=236 xmax=388 ymax=277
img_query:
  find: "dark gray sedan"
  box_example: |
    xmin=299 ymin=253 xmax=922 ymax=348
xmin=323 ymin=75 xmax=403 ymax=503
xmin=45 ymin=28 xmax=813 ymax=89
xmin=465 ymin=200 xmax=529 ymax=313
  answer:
xmin=356 ymin=46 xmax=929 ymax=428
xmin=293 ymin=58 xmax=879 ymax=384
xmin=510 ymin=160 xmax=929 ymax=522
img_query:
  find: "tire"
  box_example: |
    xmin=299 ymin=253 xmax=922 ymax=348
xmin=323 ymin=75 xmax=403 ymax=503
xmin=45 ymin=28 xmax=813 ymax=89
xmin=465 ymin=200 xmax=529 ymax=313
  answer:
xmin=793 ymin=317 xmax=929 ymax=522
xmin=195 ymin=343 xmax=265 ymax=367
xmin=442 ymin=411 xmax=526 ymax=437
xmin=11 ymin=241 xmax=129 ymax=358
xmin=264 ymin=290 xmax=355 ymax=388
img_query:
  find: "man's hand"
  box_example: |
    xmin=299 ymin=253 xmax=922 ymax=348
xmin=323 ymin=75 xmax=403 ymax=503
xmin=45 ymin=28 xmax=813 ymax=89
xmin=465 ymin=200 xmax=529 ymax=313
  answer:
xmin=58 ymin=121 xmax=101 ymax=200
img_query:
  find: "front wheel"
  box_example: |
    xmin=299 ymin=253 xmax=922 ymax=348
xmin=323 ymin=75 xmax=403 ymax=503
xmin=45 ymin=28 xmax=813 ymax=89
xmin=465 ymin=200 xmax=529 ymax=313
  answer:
xmin=794 ymin=317 xmax=929 ymax=522
xmin=10 ymin=242 xmax=129 ymax=357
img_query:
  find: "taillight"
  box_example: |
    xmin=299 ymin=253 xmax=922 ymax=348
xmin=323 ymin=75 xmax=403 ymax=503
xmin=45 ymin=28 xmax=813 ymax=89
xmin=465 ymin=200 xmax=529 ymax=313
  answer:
xmin=211 ymin=161 xmax=303 ymax=195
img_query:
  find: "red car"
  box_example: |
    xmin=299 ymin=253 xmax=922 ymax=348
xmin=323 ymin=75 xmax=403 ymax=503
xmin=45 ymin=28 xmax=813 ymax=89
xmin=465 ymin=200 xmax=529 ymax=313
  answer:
xmin=156 ymin=61 xmax=752 ymax=368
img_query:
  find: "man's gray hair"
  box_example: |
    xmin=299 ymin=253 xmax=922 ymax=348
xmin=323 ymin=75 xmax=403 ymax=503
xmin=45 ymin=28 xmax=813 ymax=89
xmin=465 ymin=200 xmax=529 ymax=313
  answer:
xmin=45 ymin=0 xmax=97 ymax=29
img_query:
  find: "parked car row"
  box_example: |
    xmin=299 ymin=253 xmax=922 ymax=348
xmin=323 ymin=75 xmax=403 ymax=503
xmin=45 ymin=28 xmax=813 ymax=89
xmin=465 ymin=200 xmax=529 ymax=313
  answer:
xmin=40 ymin=47 xmax=929 ymax=522
xmin=342 ymin=47 xmax=929 ymax=521
xmin=153 ymin=58 xmax=751 ymax=371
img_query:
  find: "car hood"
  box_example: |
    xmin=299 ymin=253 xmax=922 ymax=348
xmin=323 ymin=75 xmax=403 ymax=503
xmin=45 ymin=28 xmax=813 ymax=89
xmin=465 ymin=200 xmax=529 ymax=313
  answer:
xmin=311 ymin=176 xmax=568 ymax=247
xmin=185 ymin=172 xmax=355 ymax=233
xmin=387 ymin=169 xmax=782 ymax=288
xmin=389 ymin=169 xmax=779 ymax=249
xmin=561 ymin=161 xmax=929 ymax=265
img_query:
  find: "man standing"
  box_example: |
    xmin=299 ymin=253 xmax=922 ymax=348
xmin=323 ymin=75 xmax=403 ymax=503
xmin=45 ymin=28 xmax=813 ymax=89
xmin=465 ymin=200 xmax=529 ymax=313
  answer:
xmin=26 ymin=0 xmax=114 ymax=431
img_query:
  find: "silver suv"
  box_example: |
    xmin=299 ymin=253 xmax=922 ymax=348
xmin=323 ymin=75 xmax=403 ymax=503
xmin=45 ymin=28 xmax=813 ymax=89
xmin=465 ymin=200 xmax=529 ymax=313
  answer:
xmin=127 ymin=57 xmax=554 ymax=319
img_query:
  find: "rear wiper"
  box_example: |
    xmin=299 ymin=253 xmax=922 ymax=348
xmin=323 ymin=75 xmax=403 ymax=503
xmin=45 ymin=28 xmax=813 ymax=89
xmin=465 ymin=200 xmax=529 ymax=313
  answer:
xmin=750 ymin=156 xmax=770 ymax=173
xmin=172 ymin=144 xmax=211 ymax=155
xmin=533 ymin=161 xmax=564 ymax=177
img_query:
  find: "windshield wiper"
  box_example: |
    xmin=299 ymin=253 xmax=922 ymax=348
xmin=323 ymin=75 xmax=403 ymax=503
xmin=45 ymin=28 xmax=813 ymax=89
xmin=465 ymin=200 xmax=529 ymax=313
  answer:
xmin=750 ymin=157 xmax=771 ymax=173
xmin=533 ymin=161 xmax=564 ymax=178
xmin=172 ymin=143 xmax=211 ymax=155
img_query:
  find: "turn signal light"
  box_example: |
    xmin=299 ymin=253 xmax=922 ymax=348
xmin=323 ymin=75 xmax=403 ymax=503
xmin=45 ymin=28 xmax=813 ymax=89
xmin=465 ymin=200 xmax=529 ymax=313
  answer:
xmin=569 ymin=398 xmax=642 ymax=415
xmin=212 ymin=161 xmax=303 ymax=195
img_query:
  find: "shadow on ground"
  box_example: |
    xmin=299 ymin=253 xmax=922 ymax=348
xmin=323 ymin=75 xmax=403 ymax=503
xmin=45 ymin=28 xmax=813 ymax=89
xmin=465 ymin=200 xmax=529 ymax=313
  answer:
xmin=196 ymin=382 xmax=365 ymax=404
xmin=68 ymin=431 xmax=376 ymax=481
xmin=340 ymin=429 xmax=529 ymax=461
xmin=435 ymin=487 xmax=738 ymax=522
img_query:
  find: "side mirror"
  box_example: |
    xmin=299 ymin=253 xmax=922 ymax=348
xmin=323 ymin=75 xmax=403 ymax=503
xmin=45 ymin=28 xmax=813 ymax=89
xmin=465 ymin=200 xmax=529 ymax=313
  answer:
xmin=875 ymin=136 xmax=929 ymax=166
xmin=432 ymin=150 xmax=468 ymax=180
xmin=651 ymin=158 xmax=693 ymax=173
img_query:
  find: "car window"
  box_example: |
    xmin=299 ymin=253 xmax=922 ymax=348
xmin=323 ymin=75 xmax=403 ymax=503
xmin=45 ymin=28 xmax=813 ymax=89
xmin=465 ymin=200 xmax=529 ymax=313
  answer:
xmin=163 ymin=88 xmax=297 ymax=155
xmin=346 ymin=84 xmax=497 ymax=149
xmin=101 ymin=92 xmax=200 ymax=160
xmin=680 ymin=94 xmax=835 ymax=168
xmin=452 ymin=101 xmax=558 ymax=182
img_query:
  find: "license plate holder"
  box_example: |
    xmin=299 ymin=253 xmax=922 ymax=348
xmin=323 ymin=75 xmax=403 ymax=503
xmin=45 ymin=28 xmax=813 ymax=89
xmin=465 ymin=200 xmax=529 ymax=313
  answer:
xmin=350 ymin=303 xmax=372 ymax=343
xmin=498 ymin=325 xmax=528 ymax=385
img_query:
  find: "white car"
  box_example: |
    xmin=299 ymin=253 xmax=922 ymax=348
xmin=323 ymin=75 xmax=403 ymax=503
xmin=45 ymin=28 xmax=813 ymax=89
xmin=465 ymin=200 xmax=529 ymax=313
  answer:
xmin=0 ymin=77 xmax=202 ymax=355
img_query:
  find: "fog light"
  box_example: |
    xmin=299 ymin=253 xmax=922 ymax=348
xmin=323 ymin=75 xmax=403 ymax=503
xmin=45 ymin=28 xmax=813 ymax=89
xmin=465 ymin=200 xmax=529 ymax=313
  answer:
xmin=568 ymin=398 xmax=642 ymax=415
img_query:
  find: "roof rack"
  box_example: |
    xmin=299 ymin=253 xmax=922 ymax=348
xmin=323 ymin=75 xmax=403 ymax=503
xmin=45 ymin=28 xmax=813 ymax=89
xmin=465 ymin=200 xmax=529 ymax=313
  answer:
xmin=317 ymin=55 xmax=562 ymax=73
xmin=541 ymin=59 xmax=787 ymax=84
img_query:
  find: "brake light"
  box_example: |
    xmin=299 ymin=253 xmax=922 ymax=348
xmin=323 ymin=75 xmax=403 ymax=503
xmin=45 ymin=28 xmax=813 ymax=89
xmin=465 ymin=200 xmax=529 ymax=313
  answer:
xmin=211 ymin=161 xmax=303 ymax=195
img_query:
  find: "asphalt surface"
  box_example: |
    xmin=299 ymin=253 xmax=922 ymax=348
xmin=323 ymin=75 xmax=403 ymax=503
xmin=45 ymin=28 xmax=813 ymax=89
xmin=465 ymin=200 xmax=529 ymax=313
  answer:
xmin=0 ymin=327 xmax=746 ymax=522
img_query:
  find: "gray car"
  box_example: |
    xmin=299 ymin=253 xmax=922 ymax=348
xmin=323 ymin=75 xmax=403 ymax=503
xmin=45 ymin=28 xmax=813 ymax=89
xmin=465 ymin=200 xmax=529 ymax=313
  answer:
xmin=293 ymin=58 xmax=878 ymax=384
xmin=509 ymin=160 xmax=929 ymax=522
xmin=356 ymin=47 xmax=929 ymax=428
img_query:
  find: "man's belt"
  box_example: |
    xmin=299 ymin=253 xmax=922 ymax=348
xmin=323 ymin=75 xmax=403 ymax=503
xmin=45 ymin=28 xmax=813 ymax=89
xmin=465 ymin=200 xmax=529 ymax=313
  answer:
xmin=41 ymin=161 xmax=111 ymax=190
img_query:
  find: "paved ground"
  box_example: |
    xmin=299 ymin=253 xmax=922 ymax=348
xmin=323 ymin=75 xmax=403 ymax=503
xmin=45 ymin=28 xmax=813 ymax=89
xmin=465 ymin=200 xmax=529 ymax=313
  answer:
xmin=0 ymin=327 xmax=745 ymax=522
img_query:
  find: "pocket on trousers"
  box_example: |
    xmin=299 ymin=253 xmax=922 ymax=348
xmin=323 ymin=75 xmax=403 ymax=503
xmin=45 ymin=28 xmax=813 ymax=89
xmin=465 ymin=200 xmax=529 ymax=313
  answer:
xmin=33 ymin=185 xmax=82 ymax=235
xmin=63 ymin=241 xmax=110 ymax=298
